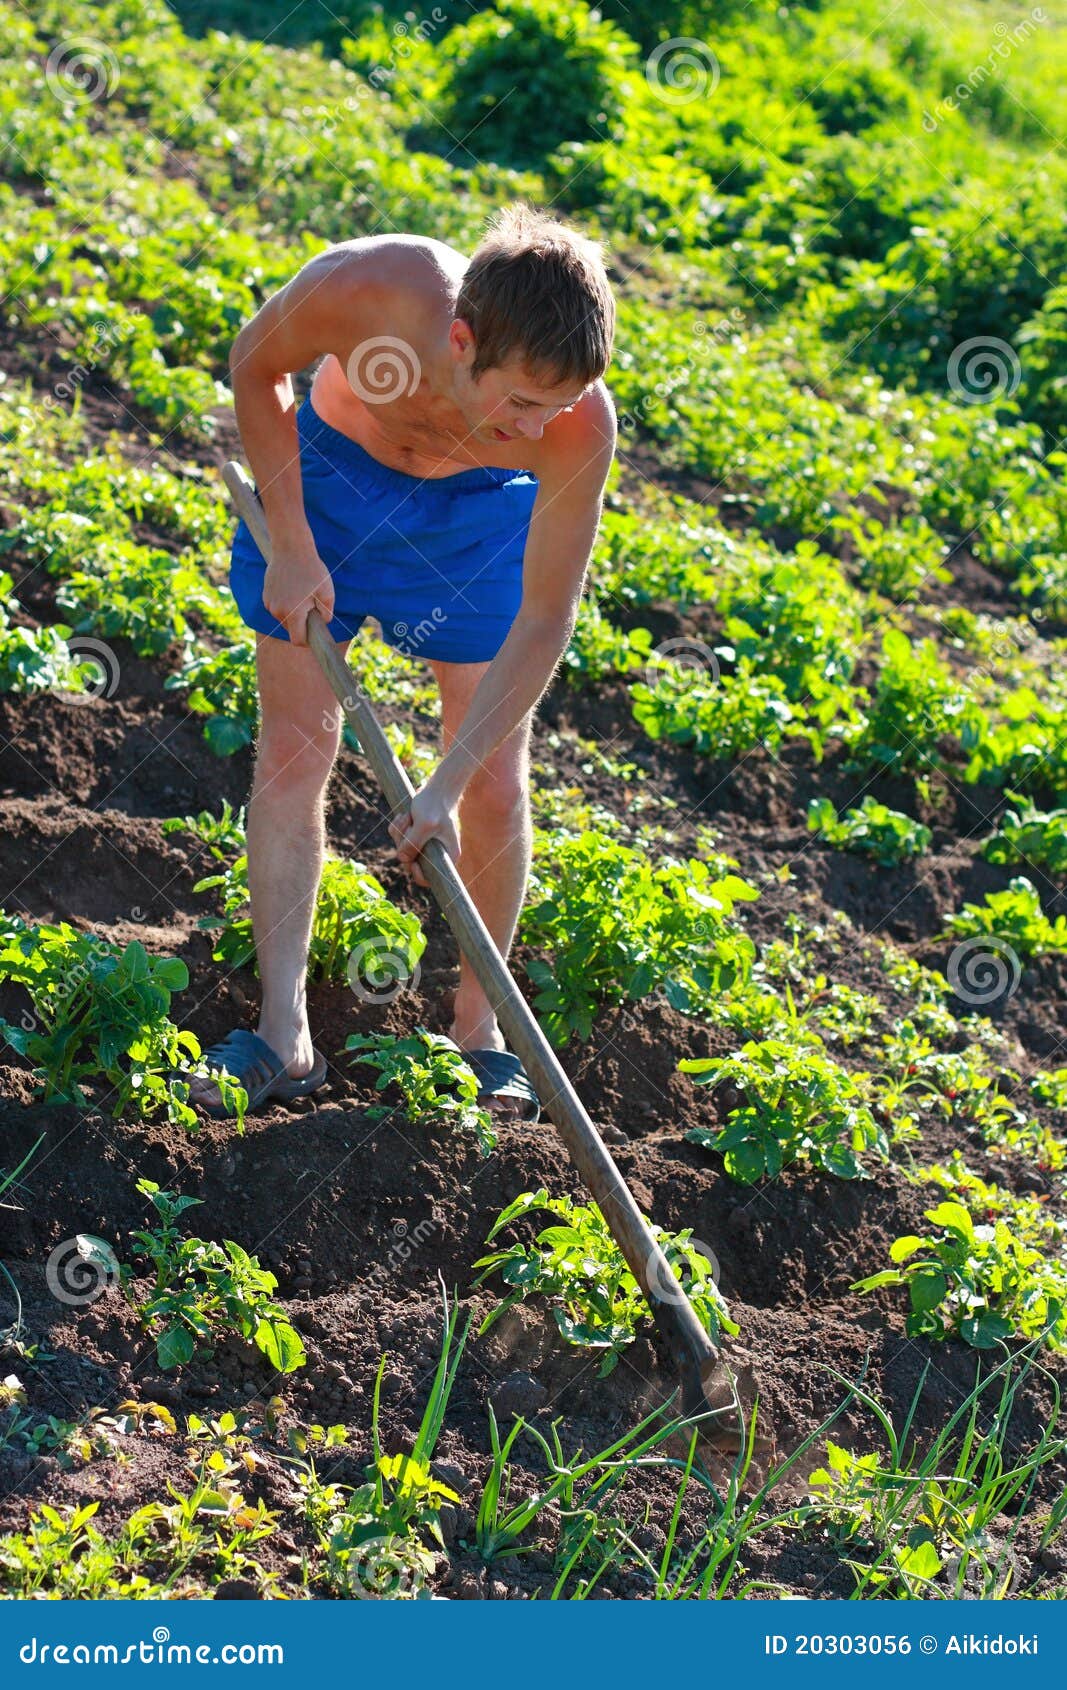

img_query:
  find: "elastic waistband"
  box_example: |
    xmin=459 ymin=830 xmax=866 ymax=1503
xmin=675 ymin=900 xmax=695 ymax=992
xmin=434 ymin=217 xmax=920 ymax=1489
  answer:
xmin=297 ymin=391 xmax=534 ymax=495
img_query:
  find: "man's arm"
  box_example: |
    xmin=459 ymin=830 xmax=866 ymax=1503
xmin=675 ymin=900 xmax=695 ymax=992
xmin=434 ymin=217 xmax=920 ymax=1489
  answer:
xmin=228 ymin=244 xmax=380 ymax=642
xmin=390 ymin=389 xmax=617 ymax=881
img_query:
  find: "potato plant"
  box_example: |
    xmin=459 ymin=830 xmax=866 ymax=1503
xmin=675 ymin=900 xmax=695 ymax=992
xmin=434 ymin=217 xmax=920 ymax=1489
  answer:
xmin=345 ymin=1029 xmax=496 ymax=1155
xmin=520 ymin=829 xmax=758 ymax=1044
xmin=0 ymin=915 xmax=245 ymax=1128
xmin=853 ymin=1201 xmax=1067 ymax=1351
xmin=122 ymin=1181 xmax=306 ymax=1374
xmin=807 ymin=795 xmax=931 ymax=865
xmin=194 ymin=853 xmax=425 ymax=986
xmin=681 ymin=1038 xmax=889 ymax=1182
xmin=473 ymin=1189 xmax=738 ymax=1376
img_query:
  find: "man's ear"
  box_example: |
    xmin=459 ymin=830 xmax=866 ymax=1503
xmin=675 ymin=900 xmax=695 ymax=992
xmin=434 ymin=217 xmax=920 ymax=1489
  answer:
xmin=449 ymin=317 xmax=475 ymax=359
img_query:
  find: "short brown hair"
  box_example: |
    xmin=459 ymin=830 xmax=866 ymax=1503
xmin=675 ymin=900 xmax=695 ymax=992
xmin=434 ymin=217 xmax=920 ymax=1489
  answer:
xmin=456 ymin=202 xmax=615 ymax=390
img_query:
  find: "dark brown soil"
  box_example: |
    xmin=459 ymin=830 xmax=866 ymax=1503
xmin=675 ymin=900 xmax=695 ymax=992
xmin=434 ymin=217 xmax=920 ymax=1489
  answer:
xmin=1 ymin=364 xmax=1066 ymax=1600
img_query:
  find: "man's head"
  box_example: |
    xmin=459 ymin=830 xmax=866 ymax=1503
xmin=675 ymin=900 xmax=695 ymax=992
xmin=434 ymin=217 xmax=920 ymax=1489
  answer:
xmin=448 ymin=202 xmax=615 ymax=443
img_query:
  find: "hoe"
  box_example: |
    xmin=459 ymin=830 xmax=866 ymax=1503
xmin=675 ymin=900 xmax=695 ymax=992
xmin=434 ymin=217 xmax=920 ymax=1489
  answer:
xmin=222 ymin=460 xmax=744 ymax=1451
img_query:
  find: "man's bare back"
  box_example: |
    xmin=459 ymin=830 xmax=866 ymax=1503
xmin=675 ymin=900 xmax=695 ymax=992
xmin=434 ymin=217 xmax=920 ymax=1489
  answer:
xmin=303 ymin=235 xmax=604 ymax=481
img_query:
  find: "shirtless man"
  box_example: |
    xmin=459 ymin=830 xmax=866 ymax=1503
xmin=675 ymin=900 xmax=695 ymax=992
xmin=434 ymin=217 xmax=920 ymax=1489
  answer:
xmin=184 ymin=203 xmax=617 ymax=1122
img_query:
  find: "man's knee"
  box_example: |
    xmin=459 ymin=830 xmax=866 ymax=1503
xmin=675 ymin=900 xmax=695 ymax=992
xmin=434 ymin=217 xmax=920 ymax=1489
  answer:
xmin=465 ymin=762 xmax=529 ymax=827
xmin=253 ymin=719 xmax=340 ymax=794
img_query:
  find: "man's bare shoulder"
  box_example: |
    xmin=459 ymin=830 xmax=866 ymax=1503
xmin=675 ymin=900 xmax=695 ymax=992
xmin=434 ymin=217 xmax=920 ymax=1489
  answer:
xmin=322 ymin=234 xmax=465 ymax=301
xmin=536 ymin=378 xmax=617 ymax=485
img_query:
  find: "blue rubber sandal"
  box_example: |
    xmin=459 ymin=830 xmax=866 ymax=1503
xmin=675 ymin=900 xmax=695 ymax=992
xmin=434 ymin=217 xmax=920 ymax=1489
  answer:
xmin=464 ymin=1048 xmax=540 ymax=1122
xmin=178 ymin=1027 xmax=328 ymax=1120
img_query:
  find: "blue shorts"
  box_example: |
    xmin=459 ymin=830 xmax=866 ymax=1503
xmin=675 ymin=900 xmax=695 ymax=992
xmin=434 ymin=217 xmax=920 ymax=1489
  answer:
xmin=228 ymin=392 xmax=540 ymax=664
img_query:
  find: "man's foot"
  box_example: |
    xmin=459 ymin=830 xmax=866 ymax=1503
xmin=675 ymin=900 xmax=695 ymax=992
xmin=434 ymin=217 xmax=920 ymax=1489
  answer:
xmin=461 ymin=1046 xmax=540 ymax=1123
xmin=448 ymin=996 xmax=539 ymax=1122
xmin=179 ymin=1026 xmax=327 ymax=1119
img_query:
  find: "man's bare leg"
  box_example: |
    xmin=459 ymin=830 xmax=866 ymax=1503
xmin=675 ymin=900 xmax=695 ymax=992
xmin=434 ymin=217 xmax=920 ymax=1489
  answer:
xmin=187 ymin=631 xmax=350 ymax=1105
xmin=428 ymin=657 xmax=533 ymax=1055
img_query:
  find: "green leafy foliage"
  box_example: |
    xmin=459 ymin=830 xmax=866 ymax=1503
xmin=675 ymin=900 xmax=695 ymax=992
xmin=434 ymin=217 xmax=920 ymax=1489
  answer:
xmin=562 ymin=596 xmax=654 ymax=683
xmin=472 ymin=1189 xmax=738 ymax=1375
xmin=0 ymin=573 xmax=83 ymax=693
xmin=807 ymin=794 xmax=932 ymax=865
xmin=631 ymin=657 xmax=804 ymax=762
xmin=428 ymin=0 xmax=638 ymax=170
xmin=194 ymin=853 xmax=425 ymax=985
xmin=853 ymin=1201 xmax=1067 ymax=1351
xmin=847 ymin=630 xmax=986 ymax=774
xmin=520 ymin=830 xmax=758 ymax=1044
xmin=982 ymin=793 xmax=1067 ymax=876
xmin=162 ymin=799 xmax=247 ymax=861
xmin=0 ymin=914 xmax=244 ymax=1128
xmin=681 ymin=1038 xmax=888 ymax=1183
xmin=164 ymin=643 xmax=259 ymax=756
xmin=123 ymin=1180 xmax=306 ymax=1374
xmin=942 ymin=876 xmax=1067 ymax=959
xmin=344 ymin=1029 xmax=496 ymax=1155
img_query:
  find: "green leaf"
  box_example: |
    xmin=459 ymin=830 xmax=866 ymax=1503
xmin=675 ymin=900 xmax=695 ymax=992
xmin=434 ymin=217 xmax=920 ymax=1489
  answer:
xmin=908 ymin=1267 xmax=948 ymax=1314
xmin=925 ymin=1201 xmax=974 ymax=1240
xmin=899 ymin=1539 xmax=942 ymax=1580
xmin=254 ymin=1316 xmax=306 ymax=1373
xmin=889 ymin=1235 xmax=923 ymax=1263
xmin=156 ymin=1324 xmax=196 ymax=1369
xmin=723 ymin=1140 xmax=766 ymax=1184
xmin=960 ymin=1309 xmax=1013 ymax=1349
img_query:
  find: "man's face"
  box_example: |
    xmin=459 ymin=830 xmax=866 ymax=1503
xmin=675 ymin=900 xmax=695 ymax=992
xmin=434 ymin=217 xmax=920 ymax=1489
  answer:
xmin=453 ymin=340 xmax=588 ymax=443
